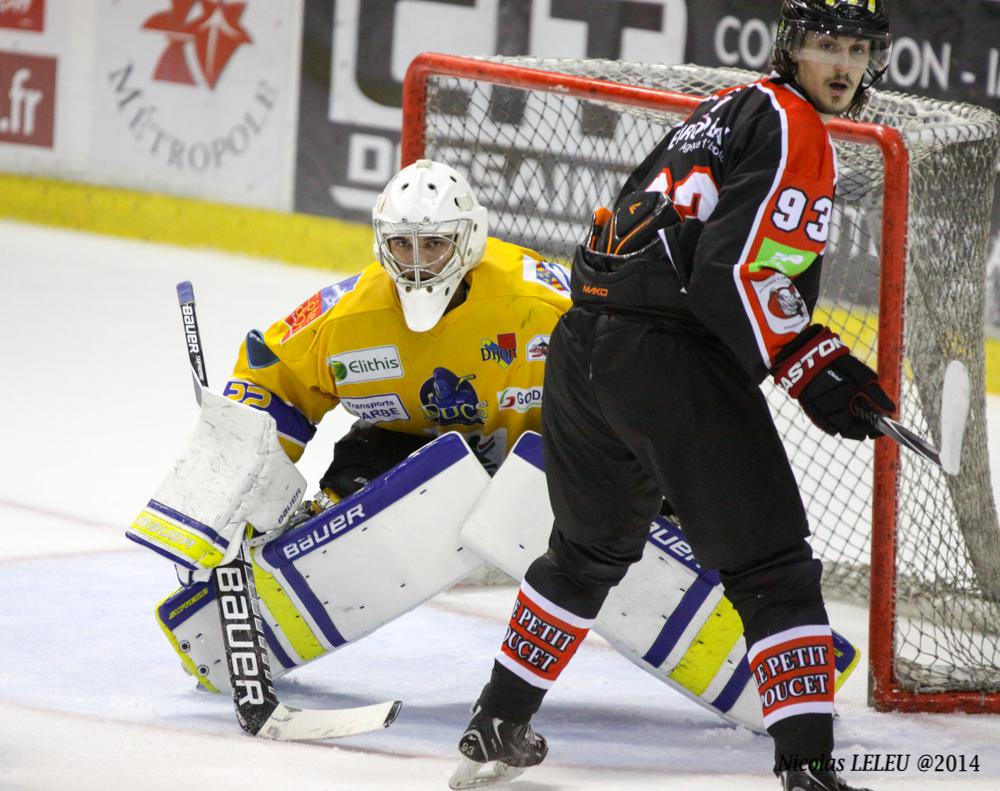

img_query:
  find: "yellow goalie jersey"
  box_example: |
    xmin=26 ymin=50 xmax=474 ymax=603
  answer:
xmin=225 ymin=238 xmax=571 ymax=472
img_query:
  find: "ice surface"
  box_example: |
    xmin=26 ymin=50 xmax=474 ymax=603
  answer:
xmin=3 ymin=220 xmax=1000 ymax=790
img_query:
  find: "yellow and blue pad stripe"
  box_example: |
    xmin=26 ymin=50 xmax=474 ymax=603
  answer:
xmin=127 ymin=499 xmax=231 ymax=570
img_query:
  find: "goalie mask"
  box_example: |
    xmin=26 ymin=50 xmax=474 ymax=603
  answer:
xmin=373 ymin=160 xmax=488 ymax=332
xmin=772 ymin=0 xmax=892 ymax=116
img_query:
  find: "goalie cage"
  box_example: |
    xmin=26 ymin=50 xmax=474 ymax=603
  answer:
xmin=400 ymin=53 xmax=1000 ymax=714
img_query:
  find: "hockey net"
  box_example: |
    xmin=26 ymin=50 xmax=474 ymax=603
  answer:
xmin=401 ymin=54 xmax=1000 ymax=713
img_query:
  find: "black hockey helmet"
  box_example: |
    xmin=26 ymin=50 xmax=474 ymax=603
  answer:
xmin=772 ymin=0 xmax=892 ymax=113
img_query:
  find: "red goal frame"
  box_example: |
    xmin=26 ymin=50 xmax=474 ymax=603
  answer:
xmin=401 ymin=52 xmax=998 ymax=714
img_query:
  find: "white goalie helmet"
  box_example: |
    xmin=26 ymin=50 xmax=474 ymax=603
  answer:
xmin=373 ymin=159 xmax=489 ymax=332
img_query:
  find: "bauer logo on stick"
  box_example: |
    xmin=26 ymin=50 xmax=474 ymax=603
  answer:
xmin=215 ymin=565 xmax=268 ymax=708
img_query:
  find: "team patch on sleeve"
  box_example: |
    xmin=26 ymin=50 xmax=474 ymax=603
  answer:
xmin=245 ymin=329 xmax=280 ymax=369
xmin=523 ymin=256 xmax=570 ymax=295
xmin=747 ymin=625 xmax=835 ymax=729
xmin=749 ymin=238 xmax=818 ymax=277
xmin=280 ymin=274 xmax=360 ymax=343
xmin=735 ymin=266 xmax=811 ymax=368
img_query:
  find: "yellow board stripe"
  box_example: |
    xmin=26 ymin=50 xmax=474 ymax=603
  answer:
xmin=0 ymin=171 xmax=372 ymax=271
xmin=669 ymin=596 xmax=745 ymax=696
xmin=250 ymin=547 xmax=326 ymax=662
xmin=815 ymin=304 xmax=1000 ymax=395
xmin=3 ymin=171 xmax=997 ymax=394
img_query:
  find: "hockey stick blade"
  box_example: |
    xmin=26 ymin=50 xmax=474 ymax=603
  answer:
xmin=258 ymin=700 xmax=402 ymax=741
xmin=174 ymin=281 xmax=403 ymax=740
xmin=938 ymin=360 xmax=971 ymax=477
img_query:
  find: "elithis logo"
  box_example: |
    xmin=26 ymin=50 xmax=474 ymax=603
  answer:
xmin=327 ymin=345 xmax=404 ymax=384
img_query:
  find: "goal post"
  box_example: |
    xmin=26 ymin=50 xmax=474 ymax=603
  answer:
xmin=401 ymin=52 xmax=1000 ymax=714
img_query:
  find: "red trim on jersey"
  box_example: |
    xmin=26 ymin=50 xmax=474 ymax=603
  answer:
xmin=733 ymin=80 xmax=837 ymax=368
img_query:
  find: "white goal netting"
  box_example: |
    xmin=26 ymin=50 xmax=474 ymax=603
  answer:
xmin=412 ymin=56 xmax=1000 ymax=701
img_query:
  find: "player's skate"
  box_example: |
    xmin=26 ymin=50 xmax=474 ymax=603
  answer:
xmin=448 ymin=705 xmax=548 ymax=789
xmin=780 ymin=767 xmax=872 ymax=791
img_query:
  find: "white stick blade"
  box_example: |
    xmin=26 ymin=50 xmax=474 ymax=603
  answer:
xmin=939 ymin=360 xmax=971 ymax=476
xmin=258 ymin=700 xmax=401 ymax=741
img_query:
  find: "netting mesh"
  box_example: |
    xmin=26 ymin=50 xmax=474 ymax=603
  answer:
xmin=415 ymin=57 xmax=1000 ymax=696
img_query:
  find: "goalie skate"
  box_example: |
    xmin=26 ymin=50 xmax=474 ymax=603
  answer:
xmin=449 ymin=706 xmax=547 ymax=789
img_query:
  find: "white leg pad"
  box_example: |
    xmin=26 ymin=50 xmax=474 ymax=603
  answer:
xmin=157 ymin=432 xmax=490 ymax=692
xmin=460 ymin=432 xmax=860 ymax=734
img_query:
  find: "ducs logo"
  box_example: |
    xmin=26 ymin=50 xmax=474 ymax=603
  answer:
xmin=0 ymin=51 xmax=56 ymax=148
xmin=142 ymin=0 xmax=252 ymax=90
xmin=418 ymin=367 xmax=487 ymax=426
xmin=0 ymin=0 xmax=44 ymax=32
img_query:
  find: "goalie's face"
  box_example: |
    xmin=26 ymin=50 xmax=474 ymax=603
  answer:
xmin=374 ymin=218 xmax=476 ymax=332
xmin=386 ymin=234 xmax=457 ymax=280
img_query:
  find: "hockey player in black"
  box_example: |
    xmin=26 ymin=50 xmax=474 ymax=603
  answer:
xmin=452 ymin=2 xmax=895 ymax=790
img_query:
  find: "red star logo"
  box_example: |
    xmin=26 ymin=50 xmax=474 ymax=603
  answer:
xmin=142 ymin=0 xmax=252 ymax=90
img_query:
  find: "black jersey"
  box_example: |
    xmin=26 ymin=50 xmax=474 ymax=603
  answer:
xmin=617 ymin=76 xmax=838 ymax=382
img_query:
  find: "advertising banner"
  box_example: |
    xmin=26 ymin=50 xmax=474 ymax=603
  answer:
xmin=0 ymin=49 xmax=55 ymax=148
xmin=296 ymin=0 xmax=1000 ymax=321
xmin=91 ymin=0 xmax=303 ymax=210
xmin=296 ymin=0 xmax=688 ymax=221
xmin=0 ymin=0 xmax=45 ymax=33
xmin=0 ymin=0 xmax=65 ymax=171
xmin=690 ymin=0 xmax=1000 ymax=111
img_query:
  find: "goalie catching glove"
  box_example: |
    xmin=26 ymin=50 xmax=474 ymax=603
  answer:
xmin=126 ymin=388 xmax=307 ymax=571
xmin=772 ymin=324 xmax=895 ymax=440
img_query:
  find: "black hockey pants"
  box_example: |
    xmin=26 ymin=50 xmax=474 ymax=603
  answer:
xmin=480 ymin=306 xmax=835 ymax=768
xmin=541 ymin=306 xmax=810 ymax=577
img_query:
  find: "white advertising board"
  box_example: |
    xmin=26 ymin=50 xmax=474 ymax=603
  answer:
xmin=90 ymin=0 xmax=302 ymax=210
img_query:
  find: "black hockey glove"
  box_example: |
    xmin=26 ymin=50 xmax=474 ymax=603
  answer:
xmin=591 ymin=191 xmax=681 ymax=255
xmin=772 ymin=324 xmax=896 ymax=440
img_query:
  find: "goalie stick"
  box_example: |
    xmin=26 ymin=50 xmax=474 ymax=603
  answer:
xmin=861 ymin=360 xmax=971 ymax=477
xmin=174 ymin=280 xmax=401 ymax=740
